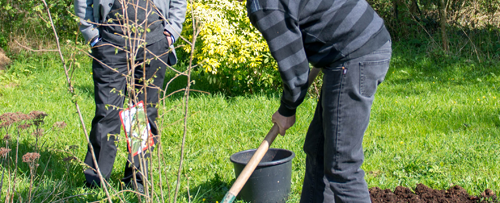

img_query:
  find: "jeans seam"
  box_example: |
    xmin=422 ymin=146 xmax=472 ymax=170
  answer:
xmin=360 ymin=62 xmax=365 ymax=96
xmin=334 ymin=66 xmax=346 ymax=170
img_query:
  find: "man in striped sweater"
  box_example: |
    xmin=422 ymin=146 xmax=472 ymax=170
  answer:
xmin=246 ymin=0 xmax=391 ymax=202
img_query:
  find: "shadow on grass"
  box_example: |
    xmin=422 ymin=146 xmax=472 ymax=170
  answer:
xmin=181 ymin=172 xmax=233 ymax=203
xmin=389 ymin=36 xmax=500 ymax=74
xmin=168 ymin=32 xmax=500 ymax=103
xmin=73 ymin=83 xmax=94 ymax=99
xmin=382 ymin=41 xmax=500 ymax=96
xmin=5 ymin=135 xmax=148 ymax=202
xmin=162 ymin=64 xmax=282 ymax=102
xmin=1 ymin=132 xmax=91 ymax=202
xmin=71 ymin=63 xmax=275 ymax=103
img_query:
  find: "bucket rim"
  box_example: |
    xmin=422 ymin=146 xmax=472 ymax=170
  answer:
xmin=229 ymin=148 xmax=295 ymax=167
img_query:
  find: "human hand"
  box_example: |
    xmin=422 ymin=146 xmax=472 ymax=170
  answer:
xmin=164 ymin=31 xmax=173 ymax=46
xmin=272 ymin=111 xmax=296 ymax=136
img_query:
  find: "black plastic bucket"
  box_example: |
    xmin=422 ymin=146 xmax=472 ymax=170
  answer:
xmin=230 ymin=148 xmax=295 ymax=203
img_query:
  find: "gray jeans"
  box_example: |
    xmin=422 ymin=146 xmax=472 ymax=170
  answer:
xmin=300 ymin=41 xmax=392 ymax=203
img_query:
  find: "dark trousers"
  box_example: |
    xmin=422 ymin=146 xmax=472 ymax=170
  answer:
xmin=84 ymin=38 xmax=169 ymax=186
xmin=300 ymin=41 xmax=392 ymax=203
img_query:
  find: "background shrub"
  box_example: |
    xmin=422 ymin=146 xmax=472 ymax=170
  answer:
xmin=179 ymin=0 xmax=281 ymax=95
xmin=0 ymin=0 xmax=498 ymax=94
xmin=0 ymin=0 xmax=78 ymax=51
xmin=179 ymin=0 xmax=499 ymax=95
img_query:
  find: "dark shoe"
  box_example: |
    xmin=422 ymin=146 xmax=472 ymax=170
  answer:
xmin=126 ymin=182 xmax=144 ymax=194
xmin=136 ymin=182 xmax=144 ymax=194
xmin=84 ymin=169 xmax=103 ymax=189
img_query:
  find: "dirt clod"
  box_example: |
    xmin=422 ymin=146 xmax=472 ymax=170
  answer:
xmin=482 ymin=189 xmax=497 ymax=198
xmin=370 ymin=184 xmax=497 ymax=203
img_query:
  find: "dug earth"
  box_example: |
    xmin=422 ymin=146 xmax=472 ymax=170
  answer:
xmin=370 ymin=183 xmax=497 ymax=203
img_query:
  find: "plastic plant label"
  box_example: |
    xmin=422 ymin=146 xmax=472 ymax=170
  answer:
xmin=119 ymin=101 xmax=154 ymax=156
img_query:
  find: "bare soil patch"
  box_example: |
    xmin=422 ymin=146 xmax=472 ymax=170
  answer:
xmin=370 ymin=184 xmax=498 ymax=203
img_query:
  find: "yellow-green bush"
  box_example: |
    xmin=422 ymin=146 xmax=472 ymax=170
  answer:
xmin=180 ymin=0 xmax=280 ymax=94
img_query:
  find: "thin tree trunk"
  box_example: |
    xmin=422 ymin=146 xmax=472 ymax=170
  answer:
xmin=393 ymin=0 xmax=399 ymax=20
xmin=439 ymin=0 xmax=449 ymax=52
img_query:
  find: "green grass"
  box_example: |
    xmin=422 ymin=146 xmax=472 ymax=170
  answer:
xmin=0 ymin=41 xmax=499 ymax=202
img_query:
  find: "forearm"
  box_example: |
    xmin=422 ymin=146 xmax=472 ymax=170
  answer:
xmin=249 ymin=9 xmax=309 ymax=117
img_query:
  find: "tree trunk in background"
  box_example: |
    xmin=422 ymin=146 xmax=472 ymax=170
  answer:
xmin=439 ymin=0 xmax=449 ymax=52
xmin=393 ymin=0 xmax=399 ymax=20
xmin=410 ymin=0 xmax=422 ymax=19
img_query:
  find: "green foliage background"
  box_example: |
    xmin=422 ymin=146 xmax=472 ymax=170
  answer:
xmin=178 ymin=0 xmax=280 ymax=95
xmin=0 ymin=0 xmax=499 ymax=94
xmin=175 ymin=0 xmax=499 ymax=95
xmin=0 ymin=0 xmax=78 ymax=48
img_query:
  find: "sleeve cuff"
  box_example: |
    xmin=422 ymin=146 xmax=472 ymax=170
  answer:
xmin=278 ymin=104 xmax=296 ymax=117
xmin=90 ymin=36 xmax=100 ymax=47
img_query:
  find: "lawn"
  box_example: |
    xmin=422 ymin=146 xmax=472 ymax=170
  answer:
xmin=0 ymin=40 xmax=499 ymax=202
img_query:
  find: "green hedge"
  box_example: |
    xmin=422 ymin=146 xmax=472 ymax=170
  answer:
xmin=0 ymin=0 xmax=78 ymax=47
xmin=179 ymin=0 xmax=281 ymax=95
xmin=1 ymin=0 xmax=498 ymax=93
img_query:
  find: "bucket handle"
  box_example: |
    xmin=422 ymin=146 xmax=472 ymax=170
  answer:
xmin=221 ymin=124 xmax=280 ymax=203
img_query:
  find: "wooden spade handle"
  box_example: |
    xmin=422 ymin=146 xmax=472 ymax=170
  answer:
xmin=221 ymin=124 xmax=280 ymax=203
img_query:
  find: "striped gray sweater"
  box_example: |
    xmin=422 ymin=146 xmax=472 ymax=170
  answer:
xmin=247 ymin=0 xmax=390 ymax=116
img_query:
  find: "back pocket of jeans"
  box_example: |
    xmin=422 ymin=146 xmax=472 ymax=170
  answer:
xmin=359 ymin=59 xmax=390 ymax=97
